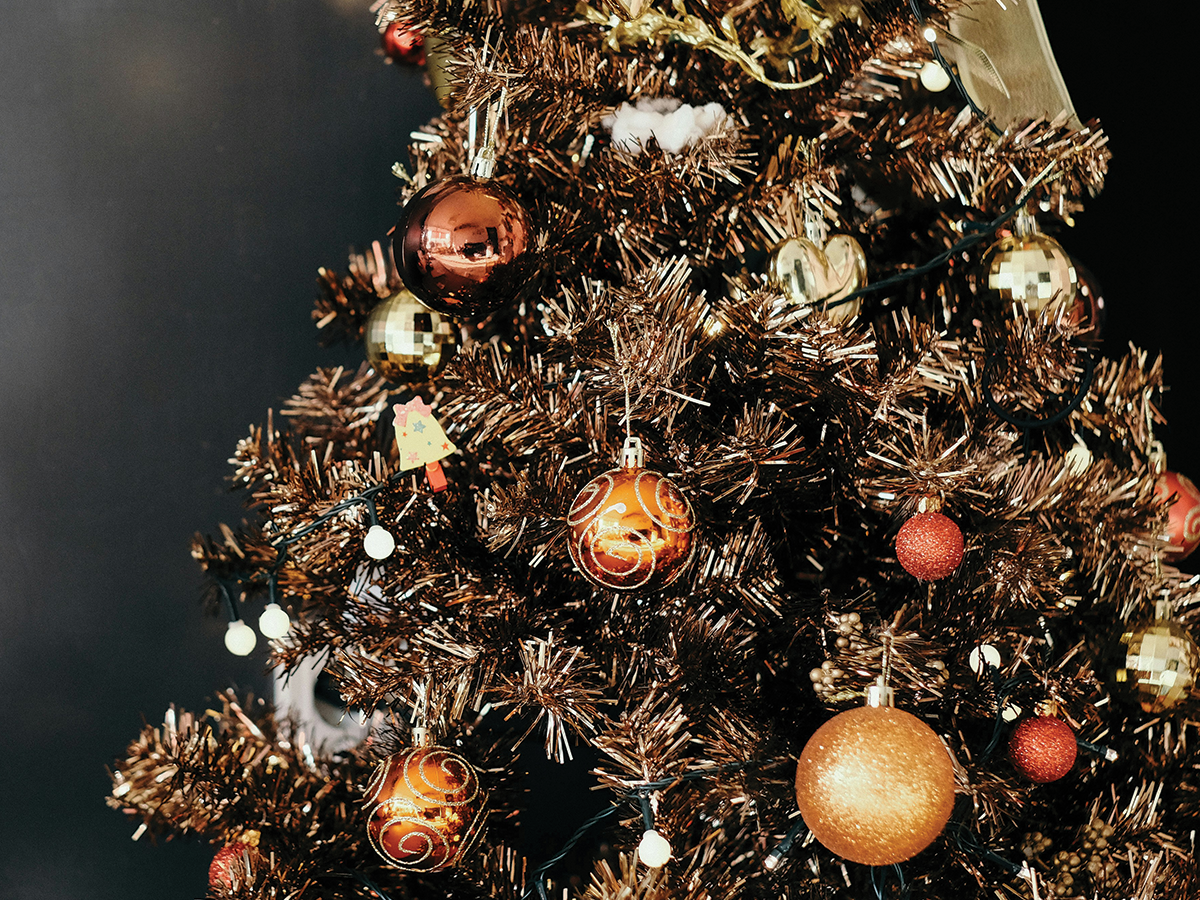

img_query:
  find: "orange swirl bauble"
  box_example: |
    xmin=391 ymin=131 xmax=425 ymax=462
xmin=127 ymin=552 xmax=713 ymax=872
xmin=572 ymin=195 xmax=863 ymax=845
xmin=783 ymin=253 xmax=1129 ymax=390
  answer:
xmin=794 ymin=705 xmax=955 ymax=866
xmin=364 ymin=744 xmax=487 ymax=871
xmin=567 ymin=443 xmax=695 ymax=591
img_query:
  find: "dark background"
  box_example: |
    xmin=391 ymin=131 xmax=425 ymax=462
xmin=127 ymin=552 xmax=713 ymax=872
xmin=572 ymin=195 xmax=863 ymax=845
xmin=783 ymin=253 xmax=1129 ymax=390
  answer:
xmin=0 ymin=3 xmax=1193 ymax=898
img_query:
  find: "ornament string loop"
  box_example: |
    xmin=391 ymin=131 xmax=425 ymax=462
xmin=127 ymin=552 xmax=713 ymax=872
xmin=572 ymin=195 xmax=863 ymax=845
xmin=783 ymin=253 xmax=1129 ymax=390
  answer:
xmin=980 ymin=346 xmax=1095 ymax=431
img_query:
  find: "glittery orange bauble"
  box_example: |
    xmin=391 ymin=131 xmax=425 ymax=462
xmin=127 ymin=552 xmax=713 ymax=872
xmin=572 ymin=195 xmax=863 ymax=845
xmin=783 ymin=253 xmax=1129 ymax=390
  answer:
xmin=1157 ymin=471 xmax=1200 ymax=563
xmin=364 ymin=746 xmax=487 ymax=871
xmin=794 ymin=706 xmax=955 ymax=866
xmin=895 ymin=512 xmax=964 ymax=581
xmin=1008 ymin=716 xmax=1077 ymax=783
xmin=567 ymin=465 xmax=695 ymax=591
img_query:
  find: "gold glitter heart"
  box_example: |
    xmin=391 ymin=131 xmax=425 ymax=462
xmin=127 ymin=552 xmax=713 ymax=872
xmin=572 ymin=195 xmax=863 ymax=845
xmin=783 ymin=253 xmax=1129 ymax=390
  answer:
xmin=768 ymin=234 xmax=868 ymax=322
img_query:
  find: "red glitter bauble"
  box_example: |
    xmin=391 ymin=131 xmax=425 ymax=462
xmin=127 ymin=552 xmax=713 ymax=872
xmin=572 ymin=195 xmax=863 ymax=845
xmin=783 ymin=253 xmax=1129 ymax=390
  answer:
xmin=1008 ymin=716 xmax=1077 ymax=783
xmin=1157 ymin=471 xmax=1200 ymax=563
xmin=381 ymin=22 xmax=425 ymax=65
xmin=209 ymin=843 xmax=257 ymax=890
xmin=895 ymin=512 xmax=964 ymax=581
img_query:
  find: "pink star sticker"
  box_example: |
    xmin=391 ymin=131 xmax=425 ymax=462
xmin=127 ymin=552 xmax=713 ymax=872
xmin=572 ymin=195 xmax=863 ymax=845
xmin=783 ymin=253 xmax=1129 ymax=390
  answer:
xmin=393 ymin=396 xmax=433 ymax=427
xmin=406 ymin=450 xmax=420 ymax=464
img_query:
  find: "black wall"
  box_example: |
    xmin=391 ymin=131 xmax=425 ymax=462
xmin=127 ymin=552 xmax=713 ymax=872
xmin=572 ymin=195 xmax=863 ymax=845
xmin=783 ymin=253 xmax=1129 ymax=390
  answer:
xmin=0 ymin=3 xmax=1193 ymax=898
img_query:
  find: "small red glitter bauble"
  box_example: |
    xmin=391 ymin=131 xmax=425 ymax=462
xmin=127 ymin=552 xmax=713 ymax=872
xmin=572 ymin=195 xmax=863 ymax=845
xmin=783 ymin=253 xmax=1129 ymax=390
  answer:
xmin=895 ymin=512 xmax=964 ymax=581
xmin=381 ymin=22 xmax=425 ymax=65
xmin=209 ymin=843 xmax=257 ymax=890
xmin=1008 ymin=716 xmax=1077 ymax=782
xmin=1157 ymin=471 xmax=1200 ymax=563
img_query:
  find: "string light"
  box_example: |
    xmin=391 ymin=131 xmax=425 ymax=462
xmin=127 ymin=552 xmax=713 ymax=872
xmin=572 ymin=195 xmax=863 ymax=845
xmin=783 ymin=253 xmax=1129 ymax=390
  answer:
xmin=224 ymin=620 xmax=257 ymax=656
xmin=637 ymin=829 xmax=672 ymax=868
xmin=259 ymin=602 xmax=291 ymax=639
xmin=363 ymin=525 xmax=396 ymax=560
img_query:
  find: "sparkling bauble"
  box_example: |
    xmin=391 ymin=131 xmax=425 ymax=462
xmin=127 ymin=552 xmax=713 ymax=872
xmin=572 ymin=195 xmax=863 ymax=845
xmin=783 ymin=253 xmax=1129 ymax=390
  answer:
xmin=1112 ymin=619 xmax=1198 ymax=714
xmin=895 ymin=511 xmax=964 ymax=581
xmin=381 ymin=21 xmax=425 ymax=65
xmin=364 ymin=289 xmax=458 ymax=382
xmin=985 ymin=231 xmax=1077 ymax=312
xmin=365 ymin=745 xmax=488 ymax=871
xmin=394 ymin=175 xmax=533 ymax=318
xmin=1008 ymin=716 xmax=1077 ymax=783
xmin=794 ymin=705 xmax=955 ymax=866
xmin=1069 ymin=259 xmax=1105 ymax=343
xmin=1157 ymin=471 xmax=1200 ymax=563
xmin=567 ymin=465 xmax=695 ymax=591
xmin=209 ymin=842 xmax=259 ymax=889
xmin=768 ymin=234 xmax=867 ymax=322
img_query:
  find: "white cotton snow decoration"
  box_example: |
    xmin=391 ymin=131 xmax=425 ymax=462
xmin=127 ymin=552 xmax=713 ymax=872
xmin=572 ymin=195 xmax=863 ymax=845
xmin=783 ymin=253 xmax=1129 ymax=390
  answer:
xmin=602 ymin=98 xmax=732 ymax=155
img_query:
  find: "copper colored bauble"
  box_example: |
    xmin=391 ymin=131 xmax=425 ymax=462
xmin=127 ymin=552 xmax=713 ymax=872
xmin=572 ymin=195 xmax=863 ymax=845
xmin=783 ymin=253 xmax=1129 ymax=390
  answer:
xmin=1112 ymin=618 xmax=1198 ymax=714
xmin=567 ymin=442 xmax=695 ymax=591
xmin=895 ymin=511 xmax=964 ymax=581
xmin=1069 ymin=260 xmax=1105 ymax=343
xmin=364 ymin=289 xmax=458 ymax=382
xmin=381 ymin=21 xmax=425 ymax=65
xmin=209 ymin=842 xmax=259 ymax=889
xmin=794 ymin=705 xmax=955 ymax=866
xmin=394 ymin=175 xmax=533 ymax=318
xmin=365 ymin=744 xmax=488 ymax=871
xmin=1157 ymin=471 xmax=1200 ymax=563
xmin=1008 ymin=716 xmax=1077 ymax=783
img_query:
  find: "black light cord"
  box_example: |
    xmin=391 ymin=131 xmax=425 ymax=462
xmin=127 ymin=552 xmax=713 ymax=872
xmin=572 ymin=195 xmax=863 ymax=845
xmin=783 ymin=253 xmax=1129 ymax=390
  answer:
xmin=906 ymin=0 xmax=1002 ymax=136
xmin=980 ymin=345 xmax=1095 ymax=431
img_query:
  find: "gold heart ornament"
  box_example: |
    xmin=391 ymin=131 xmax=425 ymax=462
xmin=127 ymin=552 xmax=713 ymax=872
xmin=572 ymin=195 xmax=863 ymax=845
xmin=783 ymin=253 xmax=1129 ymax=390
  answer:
xmin=768 ymin=234 xmax=868 ymax=322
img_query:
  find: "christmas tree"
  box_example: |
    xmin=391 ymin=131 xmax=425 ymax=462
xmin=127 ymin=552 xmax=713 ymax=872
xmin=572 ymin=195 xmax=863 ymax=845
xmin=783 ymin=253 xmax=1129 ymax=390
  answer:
xmin=108 ymin=1 xmax=1200 ymax=898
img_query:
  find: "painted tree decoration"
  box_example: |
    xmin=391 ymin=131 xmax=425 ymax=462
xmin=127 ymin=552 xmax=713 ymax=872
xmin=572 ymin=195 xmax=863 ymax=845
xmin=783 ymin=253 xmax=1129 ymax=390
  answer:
xmin=394 ymin=397 xmax=457 ymax=492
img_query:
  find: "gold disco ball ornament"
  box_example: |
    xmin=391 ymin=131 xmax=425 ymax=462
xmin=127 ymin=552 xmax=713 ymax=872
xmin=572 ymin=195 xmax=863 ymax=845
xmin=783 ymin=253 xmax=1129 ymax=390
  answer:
xmin=984 ymin=213 xmax=1077 ymax=313
xmin=794 ymin=681 xmax=955 ymax=866
xmin=364 ymin=289 xmax=459 ymax=383
xmin=1112 ymin=603 xmax=1198 ymax=714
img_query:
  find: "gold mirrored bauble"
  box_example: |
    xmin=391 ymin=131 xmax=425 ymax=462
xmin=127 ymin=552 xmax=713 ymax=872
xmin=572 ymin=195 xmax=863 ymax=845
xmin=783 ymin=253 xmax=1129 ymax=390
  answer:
xmin=1112 ymin=619 xmax=1198 ymax=714
xmin=364 ymin=290 xmax=458 ymax=383
xmin=985 ymin=232 xmax=1077 ymax=312
xmin=768 ymin=234 xmax=867 ymax=322
xmin=364 ymin=745 xmax=487 ymax=871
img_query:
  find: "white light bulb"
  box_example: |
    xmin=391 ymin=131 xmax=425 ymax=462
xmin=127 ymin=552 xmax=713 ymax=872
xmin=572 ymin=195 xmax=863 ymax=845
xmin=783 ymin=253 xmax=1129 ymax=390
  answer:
xmin=258 ymin=602 xmax=291 ymax=639
xmin=637 ymin=829 xmax=672 ymax=868
xmin=224 ymin=620 xmax=257 ymax=656
xmin=919 ymin=61 xmax=951 ymax=92
xmin=363 ymin=525 xmax=396 ymax=560
xmin=923 ymin=26 xmax=938 ymax=42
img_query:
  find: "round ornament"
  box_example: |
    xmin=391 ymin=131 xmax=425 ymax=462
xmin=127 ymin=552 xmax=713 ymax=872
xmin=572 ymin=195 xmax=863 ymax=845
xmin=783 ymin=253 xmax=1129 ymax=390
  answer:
xmin=364 ymin=290 xmax=458 ymax=383
xmin=895 ymin=511 xmax=964 ymax=581
xmin=1157 ymin=471 xmax=1200 ymax=563
xmin=567 ymin=440 xmax=695 ymax=591
xmin=1069 ymin=260 xmax=1105 ymax=343
xmin=794 ymin=704 xmax=955 ymax=866
xmin=381 ymin=21 xmax=425 ymax=65
xmin=984 ymin=229 xmax=1077 ymax=313
xmin=209 ymin=840 xmax=260 ymax=890
xmin=394 ymin=175 xmax=533 ymax=318
xmin=1008 ymin=716 xmax=1077 ymax=783
xmin=364 ymin=742 xmax=488 ymax=871
xmin=1112 ymin=618 xmax=1198 ymax=714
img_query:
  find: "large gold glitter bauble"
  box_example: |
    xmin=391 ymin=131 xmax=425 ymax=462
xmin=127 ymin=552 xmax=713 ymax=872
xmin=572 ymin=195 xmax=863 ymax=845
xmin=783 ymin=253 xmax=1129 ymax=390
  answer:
xmin=364 ymin=745 xmax=487 ymax=871
xmin=985 ymin=232 xmax=1077 ymax=312
xmin=767 ymin=234 xmax=867 ymax=322
xmin=567 ymin=462 xmax=695 ymax=592
xmin=364 ymin=290 xmax=458 ymax=382
xmin=1112 ymin=619 xmax=1198 ymax=714
xmin=794 ymin=706 xmax=955 ymax=866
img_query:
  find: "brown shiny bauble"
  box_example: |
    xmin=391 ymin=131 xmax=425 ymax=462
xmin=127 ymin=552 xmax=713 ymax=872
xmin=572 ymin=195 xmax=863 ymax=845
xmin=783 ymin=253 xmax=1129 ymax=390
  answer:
xmin=1008 ymin=716 xmax=1077 ymax=783
xmin=1157 ymin=471 xmax=1200 ymax=563
xmin=365 ymin=745 xmax=487 ymax=871
xmin=895 ymin=511 xmax=964 ymax=581
xmin=794 ymin=706 xmax=955 ymax=866
xmin=567 ymin=466 xmax=695 ymax=591
xmin=1112 ymin=619 xmax=1198 ymax=714
xmin=364 ymin=289 xmax=458 ymax=382
xmin=381 ymin=21 xmax=425 ymax=65
xmin=1069 ymin=259 xmax=1105 ymax=343
xmin=394 ymin=175 xmax=533 ymax=318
